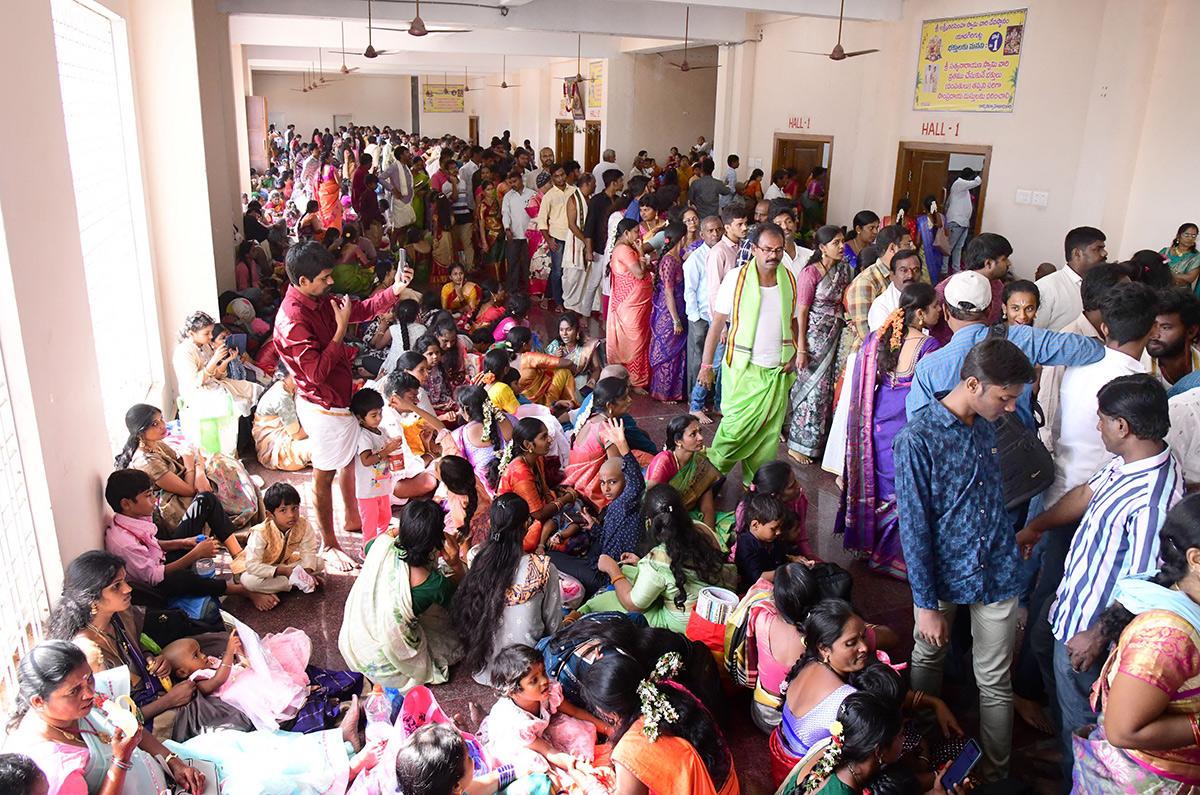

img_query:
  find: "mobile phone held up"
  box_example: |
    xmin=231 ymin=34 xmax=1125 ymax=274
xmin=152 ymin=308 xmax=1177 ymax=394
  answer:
xmin=941 ymin=739 xmax=981 ymax=791
xmin=227 ymin=333 xmax=247 ymax=354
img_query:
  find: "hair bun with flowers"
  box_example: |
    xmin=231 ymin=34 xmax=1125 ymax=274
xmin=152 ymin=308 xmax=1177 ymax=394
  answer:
xmin=637 ymin=652 xmax=683 ymax=742
xmin=801 ymin=720 xmax=845 ymax=793
xmin=885 ymin=307 xmax=906 ymax=351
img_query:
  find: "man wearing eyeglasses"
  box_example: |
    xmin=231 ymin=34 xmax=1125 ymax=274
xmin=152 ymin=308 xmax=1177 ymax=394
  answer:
xmin=699 ymin=223 xmax=800 ymax=485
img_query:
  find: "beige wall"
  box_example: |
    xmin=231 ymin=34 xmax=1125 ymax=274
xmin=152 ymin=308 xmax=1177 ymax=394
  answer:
xmin=0 ymin=0 xmax=116 ymax=573
xmin=253 ymin=71 xmax=415 ymax=135
xmin=736 ymin=0 xmax=1198 ymax=277
xmin=1120 ymin=0 xmax=1200 ymax=255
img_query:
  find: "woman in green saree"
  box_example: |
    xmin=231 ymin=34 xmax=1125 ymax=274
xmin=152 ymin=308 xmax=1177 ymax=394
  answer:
xmin=646 ymin=414 xmax=735 ymax=550
xmin=1163 ymin=223 xmax=1200 ymax=294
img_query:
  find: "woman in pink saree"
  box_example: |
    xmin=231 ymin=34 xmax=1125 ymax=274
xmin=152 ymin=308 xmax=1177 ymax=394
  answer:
xmin=606 ymin=219 xmax=653 ymax=390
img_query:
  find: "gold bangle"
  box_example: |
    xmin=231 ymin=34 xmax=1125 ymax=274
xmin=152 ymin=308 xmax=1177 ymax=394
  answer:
xmin=161 ymin=753 xmax=179 ymax=766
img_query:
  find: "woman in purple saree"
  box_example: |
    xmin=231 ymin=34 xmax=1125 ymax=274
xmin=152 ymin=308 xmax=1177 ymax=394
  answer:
xmin=649 ymin=223 xmax=688 ymax=402
xmin=837 ymin=282 xmax=941 ymax=580
xmin=916 ymin=194 xmax=947 ymax=284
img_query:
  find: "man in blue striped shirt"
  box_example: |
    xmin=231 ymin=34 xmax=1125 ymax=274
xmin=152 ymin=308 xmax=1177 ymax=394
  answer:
xmin=1016 ymin=374 xmax=1183 ymax=777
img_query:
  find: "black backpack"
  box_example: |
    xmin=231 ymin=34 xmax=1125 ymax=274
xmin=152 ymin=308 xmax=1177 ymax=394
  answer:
xmin=987 ymin=323 xmax=1055 ymax=509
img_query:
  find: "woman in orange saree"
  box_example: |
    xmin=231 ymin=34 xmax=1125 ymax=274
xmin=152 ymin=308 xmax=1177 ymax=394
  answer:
xmin=316 ymin=152 xmax=343 ymax=233
xmin=606 ymin=219 xmax=653 ymax=390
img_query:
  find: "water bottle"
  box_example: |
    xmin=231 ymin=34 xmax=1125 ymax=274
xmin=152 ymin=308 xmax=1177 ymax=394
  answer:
xmin=193 ymin=536 xmax=215 ymax=578
xmin=363 ymin=685 xmax=392 ymax=744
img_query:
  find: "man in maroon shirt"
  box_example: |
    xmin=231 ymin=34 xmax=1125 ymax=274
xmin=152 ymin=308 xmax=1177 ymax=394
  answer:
xmin=274 ymin=240 xmax=413 ymax=570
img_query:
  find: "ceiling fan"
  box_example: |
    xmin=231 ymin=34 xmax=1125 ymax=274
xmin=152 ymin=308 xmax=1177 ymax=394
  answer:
xmin=489 ymin=55 xmax=520 ymax=89
xmin=338 ymin=23 xmax=360 ymax=73
xmin=790 ymin=0 xmax=879 ymax=61
xmin=560 ymin=35 xmax=593 ymax=85
xmin=314 ymin=51 xmax=339 ymax=86
xmin=332 ymin=0 xmax=398 ymax=58
xmin=462 ymin=67 xmax=482 ymax=92
xmin=665 ymin=7 xmax=718 ymax=72
xmin=373 ymin=0 xmax=472 ymax=37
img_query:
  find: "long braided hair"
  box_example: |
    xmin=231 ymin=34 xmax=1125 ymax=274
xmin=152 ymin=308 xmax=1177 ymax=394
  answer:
xmin=875 ymin=281 xmax=937 ymax=379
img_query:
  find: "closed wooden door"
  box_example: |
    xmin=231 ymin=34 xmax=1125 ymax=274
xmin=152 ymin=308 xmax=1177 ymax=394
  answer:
xmin=584 ymin=122 xmax=601 ymax=172
xmin=469 ymin=116 xmax=479 ymax=146
xmin=555 ymin=120 xmax=575 ymax=163
xmin=900 ymin=149 xmax=950 ymax=210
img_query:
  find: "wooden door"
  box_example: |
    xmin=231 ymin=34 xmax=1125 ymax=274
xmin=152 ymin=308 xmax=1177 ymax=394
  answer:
xmin=584 ymin=122 xmax=602 ymax=172
xmin=555 ymin=120 xmax=575 ymax=164
xmin=772 ymin=136 xmax=831 ymax=224
xmin=469 ymin=116 xmax=480 ymax=146
xmin=899 ymin=149 xmax=951 ymax=210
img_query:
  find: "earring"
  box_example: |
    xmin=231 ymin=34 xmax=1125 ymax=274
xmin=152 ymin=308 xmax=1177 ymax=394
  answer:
xmin=90 ymin=604 xmax=98 ymax=616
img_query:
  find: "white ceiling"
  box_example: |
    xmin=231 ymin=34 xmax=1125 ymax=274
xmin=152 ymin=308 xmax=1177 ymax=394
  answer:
xmin=224 ymin=0 xmax=901 ymax=77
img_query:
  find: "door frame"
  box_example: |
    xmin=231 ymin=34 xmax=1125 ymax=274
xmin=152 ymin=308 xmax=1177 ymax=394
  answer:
xmin=468 ymin=115 xmax=480 ymax=146
xmin=584 ymin=120 xmax=602 ymax=173
xmin=772 ymin=133 xmax=834 ymax=220
xmin=892 ymin=141 xmax=992 ymax=236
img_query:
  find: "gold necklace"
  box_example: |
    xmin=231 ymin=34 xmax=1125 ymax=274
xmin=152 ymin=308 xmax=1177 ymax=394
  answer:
xmin=41 ymin=717 xmax=83 ymax=744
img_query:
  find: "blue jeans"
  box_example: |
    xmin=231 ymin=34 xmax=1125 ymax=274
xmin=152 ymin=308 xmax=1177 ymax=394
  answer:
xmin=1053 ymin=639 xmax=1102 ymax=781
xmin=548 ymin=237 xmax=565 ymax=306
xmin=689 ymin=341 xmax=724 ymax=412
xmin=947 ymin=222 xmax=970 ymax=273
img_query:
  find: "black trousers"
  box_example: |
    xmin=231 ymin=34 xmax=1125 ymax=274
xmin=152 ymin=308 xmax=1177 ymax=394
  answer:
xmin=155 ymin=491 xmax=237 ymax=598
xmin=506 ymin=238 xmax=530 ymax=293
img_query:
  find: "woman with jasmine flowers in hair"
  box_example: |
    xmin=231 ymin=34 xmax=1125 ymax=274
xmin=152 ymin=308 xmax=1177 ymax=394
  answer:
xmin=837 ymin=283 xmax=940 ymax=581
xmin=581 ymin=650 xmax=740 ymax=795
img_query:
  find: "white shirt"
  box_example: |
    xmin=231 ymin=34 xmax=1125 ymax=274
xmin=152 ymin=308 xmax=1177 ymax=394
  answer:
xmin=867 ymin=283 xmax=902 ymax=333
xmin=781 ymin=248 xmax=816 ymax=282
xmin=764 ymin=183 xmax=786 ymax=201
xmin=1044 ymin=347 xmax=1145 ymax=508
xmin=1167 ymin=389 xmax=1200 ymax=486
xmin=683 ymin=242 xmax=712 ymax=323
xmin=378 ymin=161 xmax=413 ymax=203
xmin=502 ymin=187 xmax=536 ymax=239
xmin=713 ymin=268 xmax=802 ymax=367
xmin=1034 ymin=266 xmax=1085 ymax=332
xmin=353 ymin=425 xmax=394 ymax=498
xmin=720 ymin=167 xmax=738 ymax=209
xmin=592 ymin=161 xmax=621 ymax=189
xmin=946 ymin=176 xmax=981 ymax=227
xmin=458 ymin=161 xmax=479 ymax=210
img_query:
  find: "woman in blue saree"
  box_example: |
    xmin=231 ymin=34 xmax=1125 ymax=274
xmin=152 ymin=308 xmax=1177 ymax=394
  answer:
xmin=915 ymin=194 xmax=947 ymax=284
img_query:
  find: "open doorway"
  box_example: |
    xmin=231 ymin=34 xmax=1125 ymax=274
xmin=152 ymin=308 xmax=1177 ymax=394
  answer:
xmin=891 ymin=142 xmax=991 ymax=237
xmin=469 ymin=116 xmax=479 ymax=146
xmin=772 ymin=134 xmax=833 ymax=234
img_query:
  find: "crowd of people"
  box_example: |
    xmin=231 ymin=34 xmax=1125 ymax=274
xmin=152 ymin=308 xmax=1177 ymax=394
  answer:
xmin=4 ymin=120 xmax=1200 ymax=795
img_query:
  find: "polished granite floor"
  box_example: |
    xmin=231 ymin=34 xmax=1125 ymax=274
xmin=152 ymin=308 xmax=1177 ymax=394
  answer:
xmin=220 ymin=308 xmax=1062 ymax=795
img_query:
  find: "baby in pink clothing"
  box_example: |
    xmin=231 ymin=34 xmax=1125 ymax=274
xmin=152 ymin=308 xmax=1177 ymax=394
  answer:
xmin=477 ymin=644 xmax=609 ymax=793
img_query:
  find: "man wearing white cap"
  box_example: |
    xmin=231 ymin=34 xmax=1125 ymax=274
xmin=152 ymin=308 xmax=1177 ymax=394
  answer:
xmin=907 ymin=270 xmax=1106 ymax=429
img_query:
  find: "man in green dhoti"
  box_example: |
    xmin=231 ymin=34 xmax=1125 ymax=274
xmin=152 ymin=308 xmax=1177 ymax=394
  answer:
xmin=698 ymin=222 xmax=799 ymax=484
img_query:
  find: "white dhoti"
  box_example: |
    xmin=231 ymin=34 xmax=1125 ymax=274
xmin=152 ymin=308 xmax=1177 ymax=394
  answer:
xmin=295 ymin=397 xmax=359 ymax=471
xmin=820 ymin=350 xmax=855 ymax=477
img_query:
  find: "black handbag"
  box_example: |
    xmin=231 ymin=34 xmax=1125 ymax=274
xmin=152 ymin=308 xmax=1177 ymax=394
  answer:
xmin=987 ymin=324 xmax=1055 ymax=509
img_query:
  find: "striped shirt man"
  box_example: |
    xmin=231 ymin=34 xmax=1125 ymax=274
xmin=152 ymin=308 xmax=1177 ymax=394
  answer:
xmin=1049 ymin=447 xmax=1183 ymax=643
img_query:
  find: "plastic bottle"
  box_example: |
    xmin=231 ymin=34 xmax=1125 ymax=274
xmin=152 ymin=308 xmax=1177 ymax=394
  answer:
xmin=193 ymin=535 xmax=215 ymax=578
xmin=363 ymin=685 xmax=392 ymax=743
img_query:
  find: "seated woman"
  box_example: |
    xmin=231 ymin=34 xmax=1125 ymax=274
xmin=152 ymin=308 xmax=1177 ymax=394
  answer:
xmin=505 ymin=326 xmax=578 ymax=409
xmin=6 ymin=640 xmax=381 ymax=795
xmin=172 ymin=311 xmax=263 ymax=418
xmin=769 ymin=599 xmax=870 ymax=787
xmin=739 ymin=461 xmax=815 ymax=561
xmin=581 ymin=651 xmax=740 ymax=795
xmin=339 ymin=500 xmax=465 ymax=692
xmin=493 ymin=293 xmax=534 ymax=345
xmin=488 ymin=418 xmax=582 ymax=554
xmin=576 ymin=484 xmax=733 ymax=633
xmin=450 ymin=385 xmax=513 ymax=496
xmin=431 ymin=313 xmax=478 ymax=392
xmin=780 ymin=692 xmax=907 ymax=795
xmin=251 ymin=364 xmax=312 ymax=471
xmin=563 ymin=377 xmax=653 ymax=509
xmin=115 ymin=404 xmax=249 ymax=558
xmin=470 ymin=280 xmax=509 ymax=342
xmin=296 ymin=199 xmax=324 ymax=239
xmin=441 ymin=263 xmax=482 ymax=332
xmin=44 ymin=551 xmax=249 ymax=737
xmin=372 ymin=299 xmax=426 ymax=381
xmin=646 ymin=414 xmax=731 ymax=546
xmin=1073 ymin=497 xmax=1200 ymax=794
xmin=415 ymin=332 xmax=458 ymax=416
xmin=452 ymin=494 xmax=564 ymax=686
xmin=545 ymin=313 xmax=602 ymax=396
xmin=330 ymin=225 xmax=375 ymax=296
xmin=434 ymin=454 xmax=492 ymax=551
